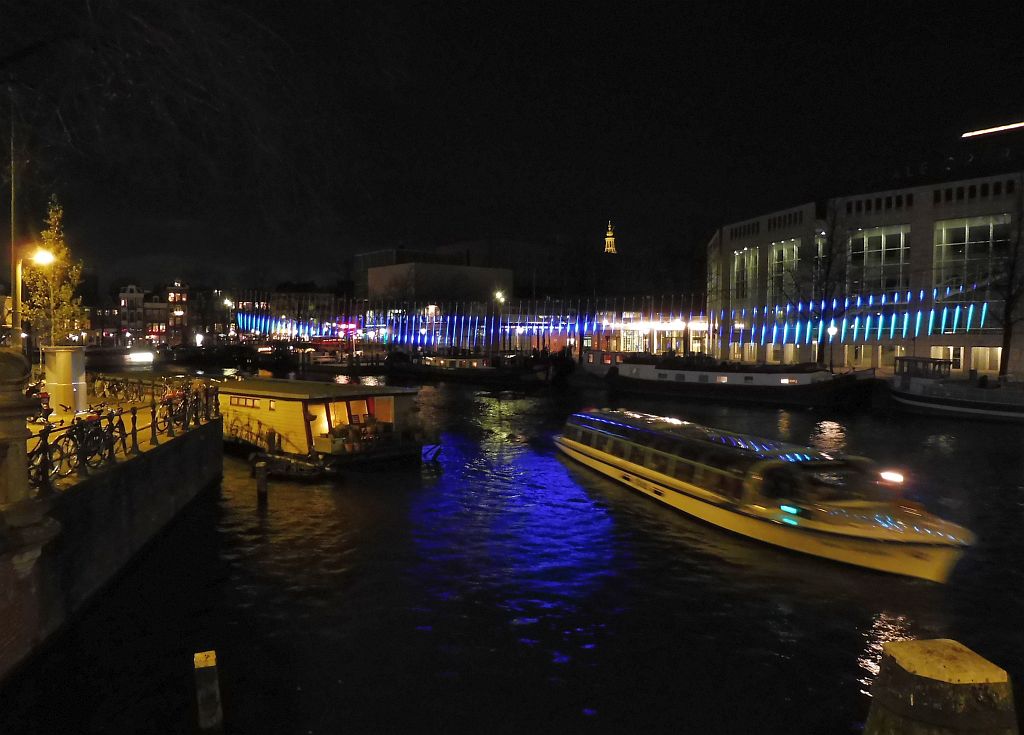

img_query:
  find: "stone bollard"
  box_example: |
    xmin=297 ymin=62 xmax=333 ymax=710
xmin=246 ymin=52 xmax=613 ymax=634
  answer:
xmin=0 ymin=349 xmax=60 ymax=577
xmin=193 ymin=650 xmax=224 ymax=731
xmin=865 ymin=638 xmax=1018 ymax=735
xmin=255 ymin=461 xmax=268 ymax=508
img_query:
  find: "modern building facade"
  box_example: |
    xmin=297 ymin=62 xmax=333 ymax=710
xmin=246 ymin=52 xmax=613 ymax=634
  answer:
xmin=706 ymin=171 xmax=1024 ymax=375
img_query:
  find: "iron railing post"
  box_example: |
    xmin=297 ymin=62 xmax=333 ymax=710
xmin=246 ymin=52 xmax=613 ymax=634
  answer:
xmin=149 ymin=400 xmax=159 ymax=446
xmin=130 ymin=406 xmax=140 ymax=455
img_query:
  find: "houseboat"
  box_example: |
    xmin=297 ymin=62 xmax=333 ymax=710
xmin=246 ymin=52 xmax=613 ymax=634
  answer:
xmin=582 ymin=350 xmax=877 ymax=409
xmin=555 ymin=409 xmax=973 ymax=582
xmin=888 ymin=356 xmax=1024 ymax=421
xmin=219 ymin=377 xmax=424 ymax=477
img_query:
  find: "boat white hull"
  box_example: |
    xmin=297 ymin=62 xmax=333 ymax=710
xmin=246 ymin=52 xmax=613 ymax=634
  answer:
xmin=555 ymin=437 xmax=964 ymax=583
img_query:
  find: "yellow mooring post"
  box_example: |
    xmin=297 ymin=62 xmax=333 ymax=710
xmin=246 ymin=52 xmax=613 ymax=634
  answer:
xmin=193 ymin=650 xmax=223 ymax=732
xmin=865 ymin=639 xmax=1018 ymax=734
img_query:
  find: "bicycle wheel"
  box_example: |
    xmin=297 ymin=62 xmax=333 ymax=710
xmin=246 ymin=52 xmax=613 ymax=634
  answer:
xmin=54 ymin=435 xmax=77 ymax=477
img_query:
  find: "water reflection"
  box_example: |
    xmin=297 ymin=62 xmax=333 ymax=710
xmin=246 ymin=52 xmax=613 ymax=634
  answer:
xmin=857 ymin=612 xmax=912 ymax=695
xmin=809 ymin=419 xmax=847 ymax=452
xmin=923 ymin=433 xmax=958 ymax=455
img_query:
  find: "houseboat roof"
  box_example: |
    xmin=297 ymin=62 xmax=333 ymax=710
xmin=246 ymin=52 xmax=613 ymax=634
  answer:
xmin=218 ymin=377 xmax=418 ymax=400
xmin=575 ymin=409 xmax=833 ymax=463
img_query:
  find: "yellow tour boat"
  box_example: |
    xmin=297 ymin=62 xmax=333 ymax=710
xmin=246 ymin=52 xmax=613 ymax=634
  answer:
xmin=554 ymin=409 xmax=974 ymax=583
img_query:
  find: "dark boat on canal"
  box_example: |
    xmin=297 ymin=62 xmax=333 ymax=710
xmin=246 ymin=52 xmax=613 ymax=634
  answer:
xmin=382 ymin=350 xmax=571 ymax=387
xmin=584 ymin=350 xmax=877 ymax=409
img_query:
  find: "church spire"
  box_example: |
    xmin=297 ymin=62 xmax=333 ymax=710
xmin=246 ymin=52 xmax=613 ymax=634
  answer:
xmin=604 ymin=220 xmax=617 ymax=254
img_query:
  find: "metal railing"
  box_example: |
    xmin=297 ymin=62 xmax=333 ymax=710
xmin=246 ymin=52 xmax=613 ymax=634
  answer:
xmin=26 ymin=381 xmax=221 ymax=497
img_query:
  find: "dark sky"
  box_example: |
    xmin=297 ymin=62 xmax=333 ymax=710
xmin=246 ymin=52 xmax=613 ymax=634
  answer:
xmin=12 ymin=1 xmax=1024 ymax=291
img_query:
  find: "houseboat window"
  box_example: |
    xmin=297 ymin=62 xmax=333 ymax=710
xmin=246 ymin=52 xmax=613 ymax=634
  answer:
xmin=610 ymin=440 xmax=626 ymax=458
xmin=269 ymin=400 xmax=276 ymax=411
xmin=228 ymin=396 xmax=260 ymax=408
xmin=591 ymin=433 xmax=607 ymax=451
xmin=628 ymin=444 xmax=646 ymax=465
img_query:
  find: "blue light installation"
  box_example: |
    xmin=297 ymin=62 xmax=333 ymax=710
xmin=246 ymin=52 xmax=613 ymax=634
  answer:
xmin=966 ymin=304 xmax=975 ymax=332
xmin=914 ymin=311 xmax=922 ymax=338
xmin=980 ymin=303 xmax=988 ymax=329
xmin=927 ymin=309 xmax=935 ymax=336
xmin=952 ymin=305 xmax=961 ymax=333
xmin=940 ymin=306 xmax=948 ymax=335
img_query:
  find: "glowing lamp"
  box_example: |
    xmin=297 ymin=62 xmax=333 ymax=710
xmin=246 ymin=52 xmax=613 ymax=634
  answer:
xmin=880 ymin=470 xmax=904 ymax=484
xmin=31 ymin=248 xmax=55 ymax=265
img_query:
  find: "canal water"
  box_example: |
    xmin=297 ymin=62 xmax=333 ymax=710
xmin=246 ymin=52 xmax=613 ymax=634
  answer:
xmin=2 ymin=382 xmax=1023 ymax=733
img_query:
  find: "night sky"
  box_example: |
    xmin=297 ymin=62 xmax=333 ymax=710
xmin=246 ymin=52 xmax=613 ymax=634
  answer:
xmin=6 ymin=1 xmax=1024 ymax=292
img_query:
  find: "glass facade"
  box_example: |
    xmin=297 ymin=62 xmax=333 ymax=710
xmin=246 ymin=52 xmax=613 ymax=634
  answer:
xmin=731 ymin=247 xmax=758 ymax=303
xmin=767 ymin=239 xmax=799 ymax=305
xmin=848 ymin=225 xmax=910 ymax=294
xmin=933 ymin=215 xmax=1011 ymax=298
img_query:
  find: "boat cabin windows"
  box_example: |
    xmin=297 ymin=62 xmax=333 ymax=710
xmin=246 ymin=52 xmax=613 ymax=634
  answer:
xmin=650 ymin=451 xmax=670 ymax=474
xmin=759 ymin=462 xmax=887 ymax=503
xmin=672 ymin=459 xmax=695 ymax=482
xmin=628 ymin=444 xmax=646 ymax=465
xmin=268 ymin=400 xmax=276 ymax=411
xmin=229 ymin=396 xmax=260 ymax=408
xmin=894 ymin=356 xmax=952 ymax=379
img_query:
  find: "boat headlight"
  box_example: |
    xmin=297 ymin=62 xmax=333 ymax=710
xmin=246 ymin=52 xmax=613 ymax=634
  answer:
xmin=880 ymin=470 xmax=904 ymax=484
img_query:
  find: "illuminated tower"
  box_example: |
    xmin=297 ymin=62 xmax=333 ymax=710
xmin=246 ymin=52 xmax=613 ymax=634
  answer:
xmin=604 ymin=221 xmax=617 ymax=254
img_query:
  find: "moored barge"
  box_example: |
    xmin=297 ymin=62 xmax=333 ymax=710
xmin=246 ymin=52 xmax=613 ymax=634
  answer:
xmin=219 ymin=378 xmax=423 ymax=477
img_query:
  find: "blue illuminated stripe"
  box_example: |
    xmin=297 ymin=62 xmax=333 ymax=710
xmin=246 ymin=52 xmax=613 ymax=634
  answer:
xmin=781 ymin=517 xmax=799 ymax=526
xmin=902 ymin=312 xmax=909 ymax=338
xmin=940 ymin=306 xmax=948 ymax=334
xmin=780 ymin=504 xmax=800 ymax=514
xmin=927 ymin=309 xmax=935 ymax=335
xmin=952 ymin=305 xmax=961 ymax=333
xmin=980 ymin=303 xmax=988 ymax=329
xmin=966 ymin=304 xmax=974 ymax=332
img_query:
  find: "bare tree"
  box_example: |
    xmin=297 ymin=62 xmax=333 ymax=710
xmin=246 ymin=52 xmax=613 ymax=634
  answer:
xmin=989 ymin=173 xmax=1024 ymax=378
xmin=782 ymin=202 xmax=848 ymax=365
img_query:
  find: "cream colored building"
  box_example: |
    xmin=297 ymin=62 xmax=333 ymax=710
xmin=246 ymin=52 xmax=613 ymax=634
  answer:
xmin=706 ymin=172 xmax=1023 ymax=375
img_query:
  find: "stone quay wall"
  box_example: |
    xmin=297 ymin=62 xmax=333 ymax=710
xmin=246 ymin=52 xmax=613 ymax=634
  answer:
xmin=0 ymin=418 xmax=223 ymax=684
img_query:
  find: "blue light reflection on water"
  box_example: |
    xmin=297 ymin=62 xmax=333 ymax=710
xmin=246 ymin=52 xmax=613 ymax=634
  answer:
xmin=409 ymin=416 xmax=618 ymax=667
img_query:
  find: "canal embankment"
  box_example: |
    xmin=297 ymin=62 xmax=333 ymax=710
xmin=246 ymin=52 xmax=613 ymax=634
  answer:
xmin=0 ymin=351 xmax=223 ymax=685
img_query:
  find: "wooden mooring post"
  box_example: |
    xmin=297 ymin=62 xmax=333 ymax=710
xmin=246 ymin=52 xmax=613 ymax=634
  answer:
xmin=193 ymin=650 xmax=223 ymax=732
xmin=255 ymin=461 xmax=268 ymax=508
xmin=865 ymin=638 xmax=1018 ymax=734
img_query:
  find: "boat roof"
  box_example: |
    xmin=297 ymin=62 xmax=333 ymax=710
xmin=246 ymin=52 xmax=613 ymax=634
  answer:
xmin=218 ymin=377 xmax=418 ymax=400
xmin=573 ymin=409 xmax=835 ymax=463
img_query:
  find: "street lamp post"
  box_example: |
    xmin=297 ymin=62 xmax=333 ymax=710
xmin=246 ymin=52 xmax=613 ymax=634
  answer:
xmin=827 ymin=323 xmax=838 ymax=373
xmin=12 ymin=247 xmax=55 ymax=353
xmin=493 ymin=290 xmax=505 ymax=357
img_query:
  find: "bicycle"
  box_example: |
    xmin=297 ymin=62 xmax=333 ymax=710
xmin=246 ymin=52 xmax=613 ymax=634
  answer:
xmin=27 ymin=421 xmax=69 ymax=484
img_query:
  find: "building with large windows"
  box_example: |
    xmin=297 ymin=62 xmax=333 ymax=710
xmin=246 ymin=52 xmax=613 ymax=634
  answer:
xmin=706 ymin=172 xmax=1023 ymax=375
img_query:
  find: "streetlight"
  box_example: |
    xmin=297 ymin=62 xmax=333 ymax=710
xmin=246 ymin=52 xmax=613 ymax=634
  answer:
xmin=493 ymin=290 xmax=506 ymax=356
xmin=12 ymin=247 xmax=55 ymax=352
xmin=827 ymin=323 xmax=838 ymax=373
